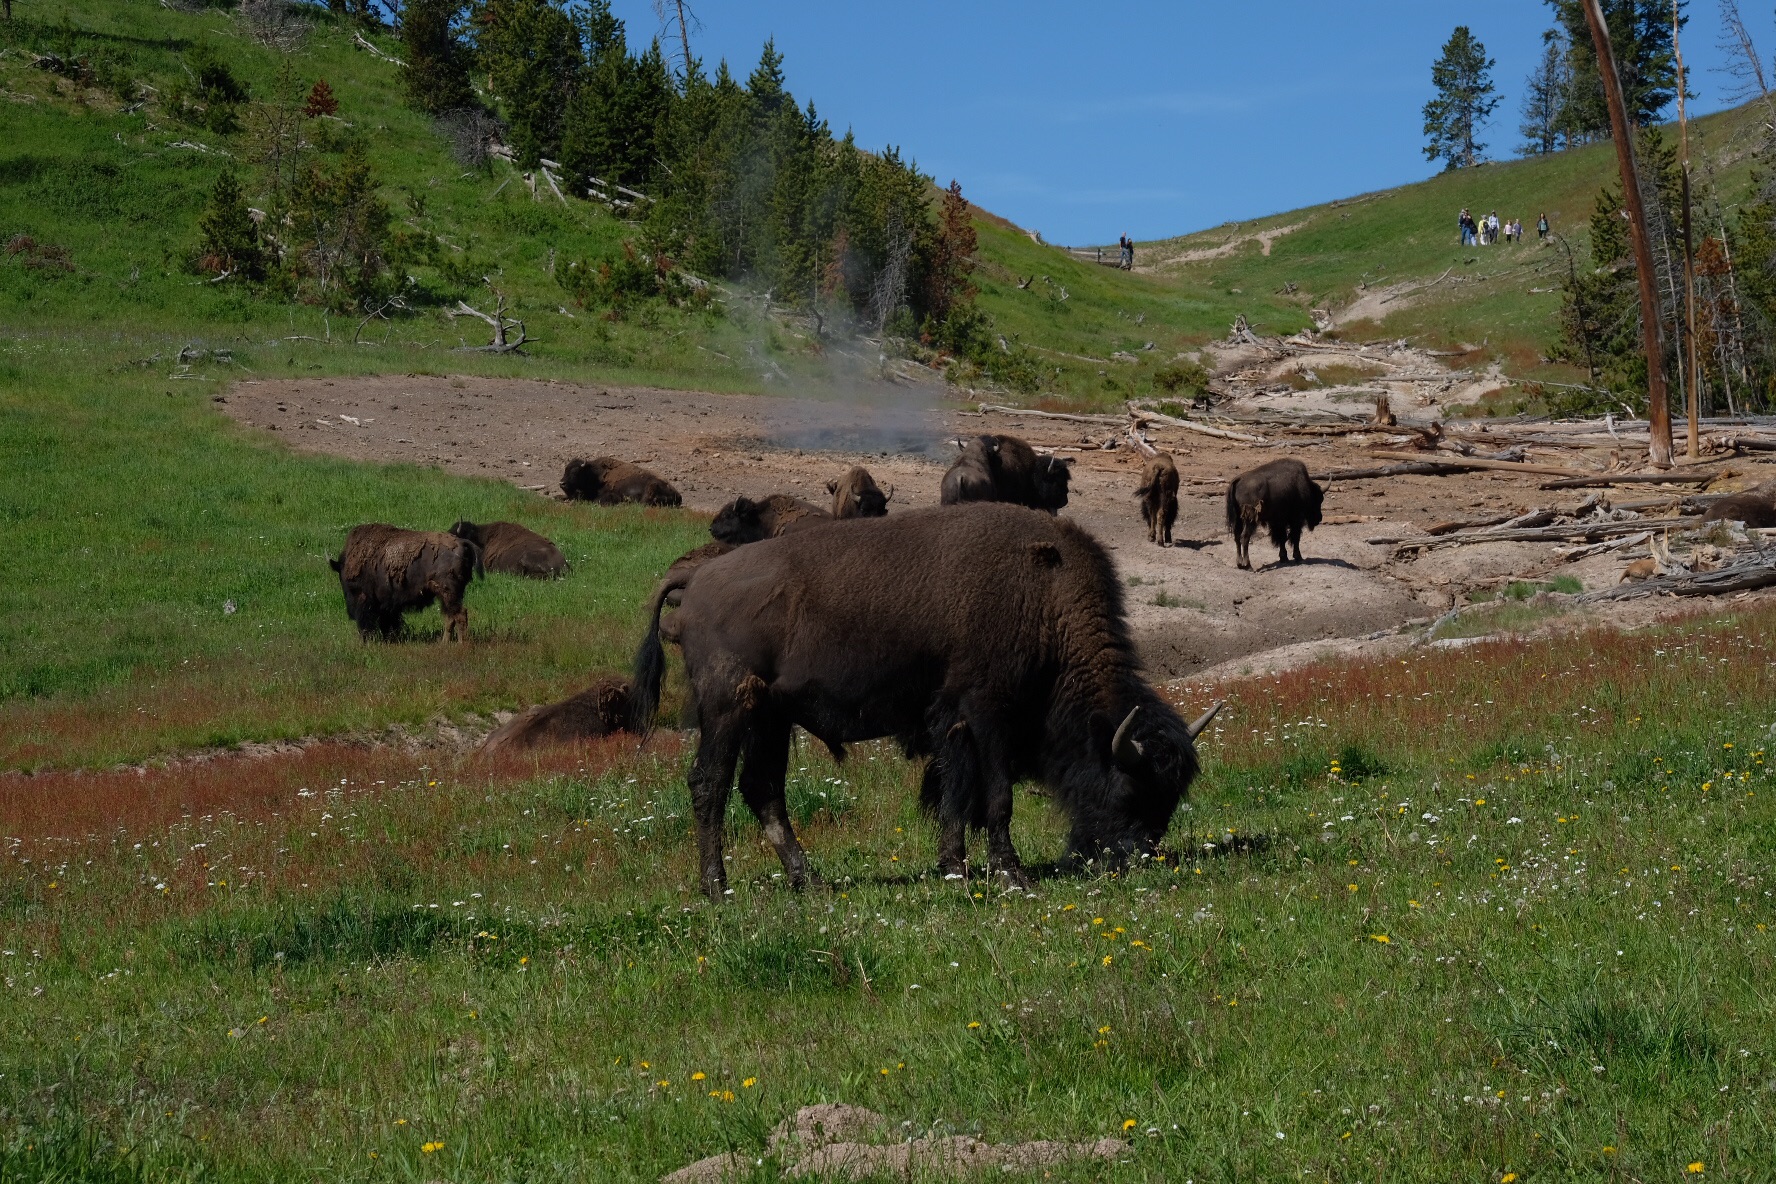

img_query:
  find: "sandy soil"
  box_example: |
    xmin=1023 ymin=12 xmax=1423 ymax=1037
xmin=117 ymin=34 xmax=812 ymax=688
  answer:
xmin=219 ymin=372 xmax=1776 ymax=681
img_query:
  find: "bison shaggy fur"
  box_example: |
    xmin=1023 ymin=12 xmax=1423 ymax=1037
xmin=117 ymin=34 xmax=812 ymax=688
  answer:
xmin=1703 ymin=491 xmax=1776 ymax=528
xmin=330 ymin=524 xmax=482 ymax=642
xmin=1135 ymin=452 xmax=1180 ymax=545
xmin=939 ymin=434 xmax=1072 ymax=514
xmin=709 ymin=493 xmax=831 ymax=545
xmin=1225 ymin=457 xmax=1324 ymax=569
xmin=448 ymin=520 xmax=567 ymax=579
xmin=826 ymin=466 xmax=892 ymax=519
xmin=632 ymin=503 xmax=1216 ymax=899
xmin=478 ymin=675 xmax=632 ymax=755
xmin=560 ymin=456 xmax=682 ymax=507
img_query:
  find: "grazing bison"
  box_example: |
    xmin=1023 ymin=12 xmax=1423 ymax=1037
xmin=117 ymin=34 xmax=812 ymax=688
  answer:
xmin=1225 ymin=457 xmax=1324 ymax=570
xmin=561 ymin=457 xmax=682 ymax=507
xmin=709 ymin=494 xmax=831 ymax=545
xmin=826 ymin=467 xmax=892 ymax=519
xmin=1135 ymin=452 xmax=1180 ymax=545
xmin=631 ymin=503 xmax=1221 ymax=899
xmin=479 ymin=675 xmax=632 ymax=755
xmin=448 ymin=520 xmax=567 ymax=579
xmin=1703 ymin=491 xmax=1776 ymax=528
xmin=939 ymin=434 xmax=1072 ymax=514
xmin=329 ymin=524 xmax=482 ymax=642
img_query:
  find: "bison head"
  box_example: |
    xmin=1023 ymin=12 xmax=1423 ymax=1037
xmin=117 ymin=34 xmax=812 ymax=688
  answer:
xmin=448 ymin=520 xmax=484 ymax=547
xmin=1034 ymin=454 xmax=1073 ymax=514
xmin=560 ymin=459 xmax=602 ymax=501
xmin=1072 ymin=698 xmax=1220 ymax=862
xmin=709 ymin=496 xmax=768 ymax=545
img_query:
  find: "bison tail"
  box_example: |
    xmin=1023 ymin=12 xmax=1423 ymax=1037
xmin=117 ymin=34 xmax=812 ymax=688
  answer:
xmin=1223 ymin=482 xmax=1239 ymax=533
xmin=630 ymin=575 xmax=686 ymax=735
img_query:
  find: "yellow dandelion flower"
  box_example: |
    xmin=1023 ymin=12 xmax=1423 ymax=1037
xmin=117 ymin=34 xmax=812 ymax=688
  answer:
xmin=742 ymin=1077 xmax=757 ymax=1088
xmin=1122 ymin=1119 xmax=1137 ymax=1131
xmin=1348 ymin=884 xmax=1358 ymax=892
xmin=1689 ymin=1164 xmax=1706 ymax=1174
xmin=1098 ymin=1025 xmax=1111 ymax=1035
xmin=1092 ymin=917 xmax=1104 ymax=925
xmin=691 ymin=1072 xmax=706 ymax=1081
xmin=639 ymin=1062 xmax=650 ymax=1069
xmin=1062 ymin=903 xmax=1077 ymax=911
xmin=1102 ymin=955 xmax=1113 ymax=967
xmin=657 ymin=1080 xmax=670 ymax=1088
xmin=968 ymin=1021 xmax=981 ymax=1029
xmin=1502 ymin=1174 xmax=1517 ymax=1183
xmin=1371 ymin=934 xmax=1390 ymax=943
xmin=421 ymin=1141 xmax=444 ymax=1154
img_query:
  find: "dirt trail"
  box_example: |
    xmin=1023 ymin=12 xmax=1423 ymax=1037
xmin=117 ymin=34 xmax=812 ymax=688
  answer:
xmin=1139 ymin=221 xmax=1307 ymax=270
xmin=221 ymin=369 xmax=1774 ymax=682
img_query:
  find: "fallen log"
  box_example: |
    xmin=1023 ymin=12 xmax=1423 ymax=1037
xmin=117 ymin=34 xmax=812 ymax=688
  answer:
xmin=1557 ymin=530 xmax=1652 ymax=561
xmin=1424 ymin=512 xmax=1520 ymax=536
xmin=1397 ymin=516 xmax=1696 ymax=552
xmin=1540 ymin=471 xmax=1723 ymax=490
xmin=1579 ymin=554 xmax=1776 ymax=601
xmin=1323 ymin=460 xmax=1487 ymax=481
xmin=1366 ymin=450 xmax=1601 ymax=479
xmin=1127 ymin=403 xmax=1268 ymax=444
xmin=976 ymin=403 xmax=1124 ymax=426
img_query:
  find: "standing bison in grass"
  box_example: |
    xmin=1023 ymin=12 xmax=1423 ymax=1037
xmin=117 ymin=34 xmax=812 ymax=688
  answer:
xmin=709 ymin=494 xmax=831 ymax=545
xmin=448 ymin=520 xmax=567 ymax=579
xmin=826 ymin=466 xmax=892 ymax=518
xmin=631 ymin=503 xmax=1221 ymax=899
xmin=1135 ymin=452 xmax=1180 ymax=545
xmin=939 ymin=434 xmax=1072 ymax=514
xmin=561 ymin=457 xmax=682 ymax=507
xmin=1226 ymin=457 xmax=1324 ymax=570
xmin=330 ymin=524 xmax=482 ymax=642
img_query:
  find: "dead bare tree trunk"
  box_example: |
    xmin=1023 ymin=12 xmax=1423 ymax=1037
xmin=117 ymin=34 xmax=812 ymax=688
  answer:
xmin=1583 ymin=0 xmax=1675 ymax=466
xmin=1676 ymin=1 xmax=1701 ymax=456
xmin=448 ymin=288 xmax=528 ymax=353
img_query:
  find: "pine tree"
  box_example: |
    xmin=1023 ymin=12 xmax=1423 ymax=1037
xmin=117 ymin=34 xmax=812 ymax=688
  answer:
xmin=926 ymin=180 xmax=977 ymax=325
xmin=402 ymin=0 xmax=475 ymax=116
xmin=477 ymin=0 xmax=583 ymax=166
xmin=303 ymin=79 xmax=339 ymax=119
xmin=197 ymin=168 xmax=264 ymax=280
xmin=1519 ymin=28 xmax=1570 ymax=155
xmin=747 ymin=39 xmax=787 ymax=118
xmin=1422 ymin=26 xmax=1498 ymax=170
xmin=1545 ymin=0 xmax=1686 ymax=137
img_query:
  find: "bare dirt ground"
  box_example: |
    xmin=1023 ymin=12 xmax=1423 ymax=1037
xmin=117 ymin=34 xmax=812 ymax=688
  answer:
xmin=221 ymin=363 xmax=1776 ymax=683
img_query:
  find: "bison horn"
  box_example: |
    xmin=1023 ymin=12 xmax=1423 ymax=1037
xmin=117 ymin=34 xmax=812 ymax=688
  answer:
xmin=884 ymin=484 xmax=895 ymax=503
xmin=1185 ymin=700 xmax=1224 ymax=740
xmin=1111 ymin=707 xmax=1145 ymax=770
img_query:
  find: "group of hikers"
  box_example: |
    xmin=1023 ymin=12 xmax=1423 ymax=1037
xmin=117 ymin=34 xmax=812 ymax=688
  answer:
xmin=1459 ymin=208 xmax=1549 ymax=247
xmin=1117 ymin=234 xmax=1135 ymax=269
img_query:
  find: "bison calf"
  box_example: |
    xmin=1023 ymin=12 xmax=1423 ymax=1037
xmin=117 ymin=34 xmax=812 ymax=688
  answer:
xmin=709 ymin=494 xmax=831 ymax=545
xmin=448 ymin=520 xmax=567 ymax=579
xmin=479 ymin=676 xmax=632 ymax=755
xmin=1225 ymin=457 xmax=1323 ymax=570
xmin=1135 ymin=452 xmax=1180 ymax=545
xmin=826 ymin=467 xmax=892 ymax=519
xmin=561 ymin=457 xmax=682 ymax=507
xmin=939 ymin=434 xmax=1071 ymax=514
xmin=330 ymin=524 xmax=482 ymax=642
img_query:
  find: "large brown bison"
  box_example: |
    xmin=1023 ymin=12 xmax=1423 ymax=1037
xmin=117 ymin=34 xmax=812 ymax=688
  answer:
xmin=709 ymin=494 xmax=831 ymax=545
xmin=939 ymin=434 xmax=1072 ymax=513
xmin=561 ymin=457 xmax=682 ymax=506
xmin=479 ymin=675 xmax=633 ymax=755
xmin=329 ymin=524 xmax=482 ymax=642
xmin=448 ymin=520 xmax=567 ymax=579
xmin=1135 ymin=452 xmax=1180 ymax=546
xmin=1226 ymin=457 xmax=1324 ymax=570
xmin=1703 ymin=490 xmax=1776 ymax=527
xmin=632 ymin=503 xmax=1221 ymax=899
xmin=826 ymin=466 xmax=892 ymax=519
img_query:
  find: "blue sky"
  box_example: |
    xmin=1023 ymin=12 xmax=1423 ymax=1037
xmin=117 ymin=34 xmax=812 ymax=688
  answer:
xmin=605 ymin=1 xmax=1776 ymax=245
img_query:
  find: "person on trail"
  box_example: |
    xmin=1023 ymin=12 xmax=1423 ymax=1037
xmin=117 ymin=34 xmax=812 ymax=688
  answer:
xmin=1537 ymin=212 xmax=1550 ymax=241
xmin=1125 ymin=236 xmax=1134 ymax=270
xmin=1460 ymin=208 xmax=1473 ymax=246
xmin=1117 ymin=234 xmax=1128 ymax=268
xmin=1488 ymin=211 xmax=1500 ymax=245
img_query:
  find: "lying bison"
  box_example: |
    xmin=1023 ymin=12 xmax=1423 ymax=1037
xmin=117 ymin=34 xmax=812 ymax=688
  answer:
xmin=448 ymin=520 xmax=567 ymax=579
xmin=1226 ymin=457 xmax=1324 ymax=570
xmin=330 ymin=524 xmax=482 ymax=642
xmin=939 ymin=435 xmax=1071 ymax=513
xmin=827 ymin=467 xmax=892 ymax=519
xmin=709 ymin=494 xmax=831 ymax=545
xmin=1703 ymin=490 xmax=1776 ymax=528
xmin=1135 ymin=452 xmax=1180 ymax=546
xmin=479 ymin=675 xmax=632 ymax=755
xmin=561 ymin=457 xmax=682 ymax=507
xmin=632 ymin=503 xmax=1221 ymax=899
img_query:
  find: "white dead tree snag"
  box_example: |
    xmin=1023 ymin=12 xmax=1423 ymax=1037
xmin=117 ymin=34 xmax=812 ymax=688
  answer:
xmin=448 ymin=289 xmax=528 ymax=353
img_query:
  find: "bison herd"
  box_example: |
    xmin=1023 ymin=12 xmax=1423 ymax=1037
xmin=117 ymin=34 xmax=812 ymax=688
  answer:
xmin=327 ymin=437 xmax=1343 ymax=896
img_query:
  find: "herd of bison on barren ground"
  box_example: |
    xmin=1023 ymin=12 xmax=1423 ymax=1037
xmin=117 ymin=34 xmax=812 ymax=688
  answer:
xmin=329 ymin=433 xmax=1308 ymax=896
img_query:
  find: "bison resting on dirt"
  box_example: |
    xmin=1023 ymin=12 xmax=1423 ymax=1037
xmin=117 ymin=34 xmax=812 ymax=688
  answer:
xmin=1703 ymin=489 xmax=1776 ymax=528
xmin=1226 ymin=457 xmax=1324 ymax=570
xmin=939 ymin=434 xmax=1072 ymax=513
xmin=632 ymin=503 xmax=1221 ymax=899
xmin=479 ymin=675 xmax=632 ymax=755
xmin=709 ymin=494 xmax=831 ymax=545
xmin=448 ymin=520 xmax=567 ymax=579
xmin=560 ymin=457 xmax=682 ymax=507
xmin=1135 ymin=452 xmax=1180 ymax=545
xmin=330 ymin=524 xmax=482 ymax=642
xmin=826 ymin=466 xmax=892 ymax=519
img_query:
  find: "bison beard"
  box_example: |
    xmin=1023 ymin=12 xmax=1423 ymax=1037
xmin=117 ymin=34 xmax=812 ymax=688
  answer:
xmin=329 ymin=524 xmax=483 ymax=641
xmin=1135 ymin=452 xmax=1180 ymax=546
xmin=560 ymin=457 xmax=683 ymax=507
xmin=939 ymin=435 xmax=1072 ymax=514
xmin=1225 ymin=457 xmax=1324 ymax=570
xmin=631 ymin=504 xmax=1218 ymax=899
